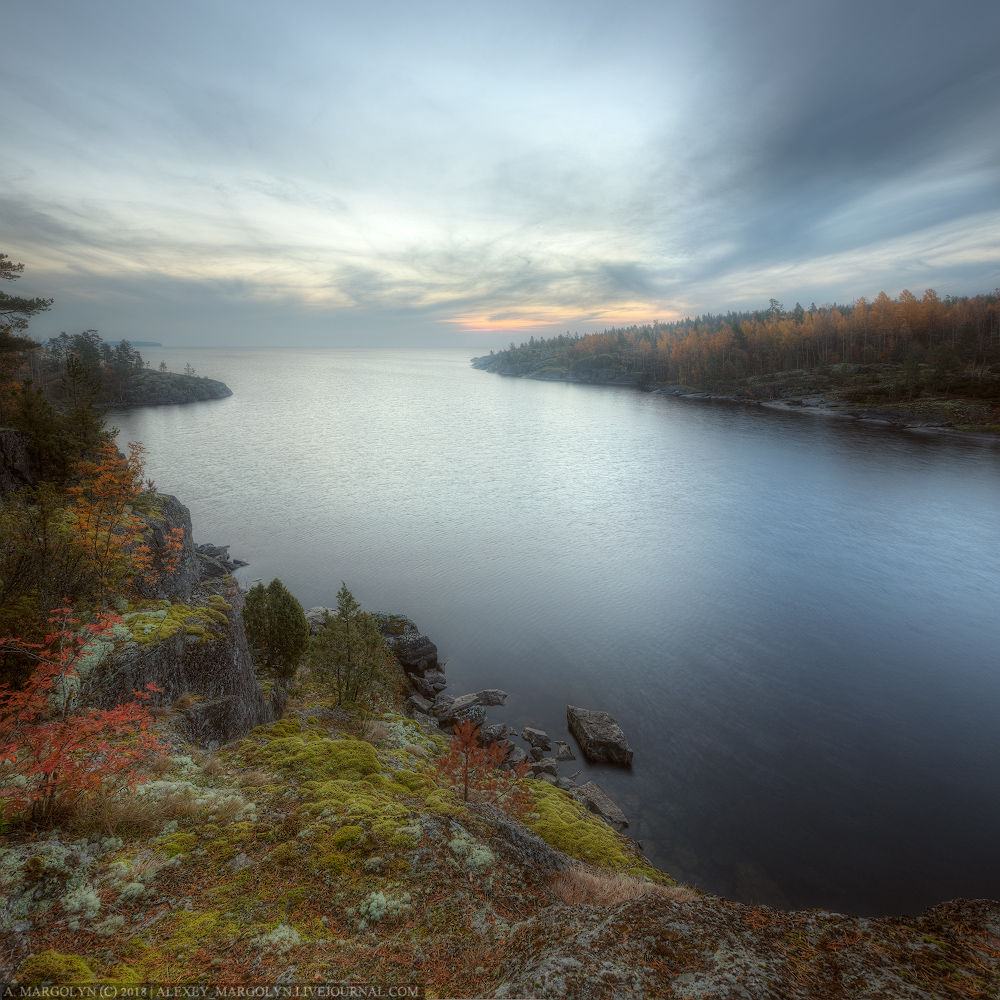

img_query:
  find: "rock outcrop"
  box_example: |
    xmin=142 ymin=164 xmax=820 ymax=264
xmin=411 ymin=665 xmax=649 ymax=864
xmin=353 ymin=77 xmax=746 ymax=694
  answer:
xmin=124 ymin=371 xmax=233 ymax=407
xmin=567 ymin=705 xmax=633 ymax=765
xmin=576 ymin=779 xmax=629 ymax=828
xmin=86 ymin=495 xmax=283 ymax=745
xmin=373 ymin=613 xmax=439 ymax=673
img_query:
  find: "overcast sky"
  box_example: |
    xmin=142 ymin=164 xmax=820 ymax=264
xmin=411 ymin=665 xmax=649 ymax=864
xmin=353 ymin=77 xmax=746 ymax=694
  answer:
xmin=3 ymin=0 xmax=999 ymax=347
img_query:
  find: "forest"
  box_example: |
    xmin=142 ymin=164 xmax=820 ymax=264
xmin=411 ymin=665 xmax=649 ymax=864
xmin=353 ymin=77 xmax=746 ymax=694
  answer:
xmin=492 ymin=290 xmax=1000 ymax=404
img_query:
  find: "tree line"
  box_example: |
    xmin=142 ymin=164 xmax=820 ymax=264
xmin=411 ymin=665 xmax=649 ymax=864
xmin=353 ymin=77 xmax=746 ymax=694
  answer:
xmin=496 ymin=289 xmax=1000 ymax=393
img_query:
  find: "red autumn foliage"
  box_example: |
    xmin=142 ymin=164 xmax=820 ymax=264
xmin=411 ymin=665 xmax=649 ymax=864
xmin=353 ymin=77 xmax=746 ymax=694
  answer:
xmin=0 ymin=605 xmax=167 ymax=823
xmin=66 ymin=440 xmax=162 ymax=603
xmin=438 ymin=719 xmax=532 ymax=813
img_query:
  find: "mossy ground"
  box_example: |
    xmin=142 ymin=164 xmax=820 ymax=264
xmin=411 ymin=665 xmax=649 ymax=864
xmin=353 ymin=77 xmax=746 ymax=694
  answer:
xmin=2 ymin=668 xmax=669 ymax=997
xmin=6 ymin=673 xmax=995 ymax=998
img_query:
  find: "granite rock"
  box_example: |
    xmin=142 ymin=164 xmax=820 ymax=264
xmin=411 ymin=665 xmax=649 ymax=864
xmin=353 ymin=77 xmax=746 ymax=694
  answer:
xmin=566 ymin=705 xmax=633 ymax=765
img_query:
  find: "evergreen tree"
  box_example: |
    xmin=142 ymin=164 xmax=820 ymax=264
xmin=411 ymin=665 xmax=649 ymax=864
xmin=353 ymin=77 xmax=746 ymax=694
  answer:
xmin=242 ymin=578 xmax=309 ymax=680
xmin=307 ymin=582 xmax=391 ymax=707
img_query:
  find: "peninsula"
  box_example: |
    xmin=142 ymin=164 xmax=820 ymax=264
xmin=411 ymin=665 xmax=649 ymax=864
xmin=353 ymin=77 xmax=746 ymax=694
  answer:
xmin=473 ymin=290 xmax=1000 ymax=437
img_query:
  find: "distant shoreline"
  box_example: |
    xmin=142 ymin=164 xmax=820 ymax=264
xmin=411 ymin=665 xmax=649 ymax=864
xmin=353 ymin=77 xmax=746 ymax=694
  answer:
xmin=471 ymin=356 xmax=1000 ymax=444
xmin=111 ymin=370 xmax=233 ymax=408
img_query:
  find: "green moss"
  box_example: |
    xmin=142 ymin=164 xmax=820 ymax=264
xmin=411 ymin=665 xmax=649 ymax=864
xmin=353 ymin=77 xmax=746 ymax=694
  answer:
xmin=153 ymin=832 xmax=197 ymax=857
xmin=106 ymin=941 xmax=165 ymax=985
xmin=163 ymin=910 xmax=237 ymax=960
xmin=424 ymin=787 xmax=464 ymax=816
xmin=240 ymin=728 xmax=381 ymax=783
xmin=394 ymin=769 xmax=434 ymax=793
xmin=525 ymin=783 xmax=666 ymax=879
xmin=269 ymin=842 xmax=299 ymax=867
xmin=373 ymin=818 xmax=420 ymax=849
xmin=124 ymin=600 xmax=228 ymax=647
xmin=332 ymin=824 xmax=364 ymax=848
xmin=17 ymin=951 xmax=94 ymax=985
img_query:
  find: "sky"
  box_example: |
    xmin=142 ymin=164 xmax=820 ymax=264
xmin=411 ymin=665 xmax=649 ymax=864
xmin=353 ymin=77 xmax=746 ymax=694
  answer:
xmin=3 ymin=0 xmax=999 ymax=348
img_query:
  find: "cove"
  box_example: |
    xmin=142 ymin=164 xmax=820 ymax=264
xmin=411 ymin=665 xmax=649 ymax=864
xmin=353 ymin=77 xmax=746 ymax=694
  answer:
xmin=112 ymin=346 xmax=1000 ymax=916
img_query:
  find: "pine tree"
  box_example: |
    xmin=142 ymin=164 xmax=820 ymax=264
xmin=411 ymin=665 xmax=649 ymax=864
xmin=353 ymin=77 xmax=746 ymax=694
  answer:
xmin=242 ymin=578 xmax=309 ymax=680
xmin=307 ymin=582 xmax=392 ymax=707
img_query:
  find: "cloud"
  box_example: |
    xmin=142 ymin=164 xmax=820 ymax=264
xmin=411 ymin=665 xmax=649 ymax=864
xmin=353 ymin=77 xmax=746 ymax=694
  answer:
xmin=2 ymin=0 xmax=999 ymax=344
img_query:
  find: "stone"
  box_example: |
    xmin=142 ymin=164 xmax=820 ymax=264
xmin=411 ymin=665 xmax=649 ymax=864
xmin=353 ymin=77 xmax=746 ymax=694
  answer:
xmin=372 ymin=613 xmax=439 ymax=673
xmin=197 ymin=553 xmax=228 ymax=577
xmin=566 ymin=706 xmax=633 ymax=765
xmin=576 ymin=780 xmax=629 ymax=828
xmin=521 ymin=727 xmax=552 ymax=750
xmin=530 ymin=746 xmax=545 ymax=762
xmin=228 ymin=852 xmax=254 ymax=872
xmin=406 ymin=692 xmax=434 ymax=716
xmin=432 ymin=692 xmax=481 ymax=721
xmin=555 ymin=777 xmax=578 ymax=791
xmin=449 ymin=704 xmax=487 ymax=729
xmin=479 ymin=724 xmax=509 ymax=747
xmin=410 ymin=673 xmax=440 ymax=699
xmin=554 ymin=741 xmax=576 ymax=761
xmin=536 ymin=773 xmax=558 ymax=784
xmin=477 ymin=688 xmax=508 ymax=706
xmin=502 ymin=745 xmax=528 ymax=770
xmin=529 ymin=757 xmax=558 ymax=776
xmin=304 ymin=607 xmax=333 ymax=634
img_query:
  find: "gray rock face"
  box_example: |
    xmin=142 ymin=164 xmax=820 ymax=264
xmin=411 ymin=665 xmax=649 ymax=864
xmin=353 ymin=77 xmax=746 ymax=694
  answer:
xmin=576 ymin=780 xmax=629 ymax=828
xmin=521 ymin=727 xmax=552 ymax=750
xmin=84 ymin=492 xmax=281 ymax=746
xmin=411 ymin=669 xmax=448 ymax=699
xmin=89 ymin=578 xmax=285 ymax=746
xmin=406 ymin=692 xmax=434 ymax=716
xmin=195 ymin=543 xmax=248 ymax=578
xmin=453 ymin=704 xmax=487 ymax=729
xmin=477 ymin=688 xmax=508 ymax=706
xmin=566 ymin=705 xmax=633 ymax=765
xmin=372 ymin=613 xmax=439 ymax=674
xmin=554 ymin=741 xmax=576 ymax=761
xmin=502 ymin=745 xmax=529 ymax=769
xmin=479 ymin=724 xmax=509 ymax=747
xmin=433 ymin=692 xmax=481 ymax=720
xmin=529 ymin=757 xmax=558 ymax=777
xmin=133 ymin=494 xmax=200 ymax=602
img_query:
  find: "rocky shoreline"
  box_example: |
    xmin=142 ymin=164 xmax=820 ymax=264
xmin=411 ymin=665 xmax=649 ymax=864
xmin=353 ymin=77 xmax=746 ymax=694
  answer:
xmin=472 ymin=354 xmax=1000 ymax=443
xmin=304 ymin=608 xmax=637 ymax=832
xmin=118 ymin=370 xmax=233 ymax=407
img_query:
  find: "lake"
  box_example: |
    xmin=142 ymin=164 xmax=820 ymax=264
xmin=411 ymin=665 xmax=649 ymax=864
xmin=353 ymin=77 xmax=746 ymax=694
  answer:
xmin=112 ymin=346 xmax=1000 ymax=917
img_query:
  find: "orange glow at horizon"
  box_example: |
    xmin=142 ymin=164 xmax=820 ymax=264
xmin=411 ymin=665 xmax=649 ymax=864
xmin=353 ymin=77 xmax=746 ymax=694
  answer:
xmin=446 ymin=303 xmax=685 ymax=334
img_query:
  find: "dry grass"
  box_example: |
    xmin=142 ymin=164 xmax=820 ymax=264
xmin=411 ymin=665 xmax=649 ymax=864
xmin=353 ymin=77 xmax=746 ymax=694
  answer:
xmin=403 ymin=744 xmax=426 ymax=758
xmin=200 ymin=756 xmax=225 ymax=777
xmin=146 ymin=753 xmax=176 ymax=775
xmin=361 ymin=721 xmax=390 ymax=744
xmin=551 ymin=868 xmax=698 ymax=907
xmin=238 ymin=769 xmax=275 ymax=787
xmin=66 ymin=785 xmax=203 ymax=838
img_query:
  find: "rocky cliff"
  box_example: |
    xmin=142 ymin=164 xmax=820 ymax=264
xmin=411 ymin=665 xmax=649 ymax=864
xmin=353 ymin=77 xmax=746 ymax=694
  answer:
xmin=83 ymin=492 xmax=285 ymax=745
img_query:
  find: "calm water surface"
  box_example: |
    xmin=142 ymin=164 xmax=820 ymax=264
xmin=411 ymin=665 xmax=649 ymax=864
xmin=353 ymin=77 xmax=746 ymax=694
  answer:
xmin=113 ymin=347 xmax=1000 ymax=916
